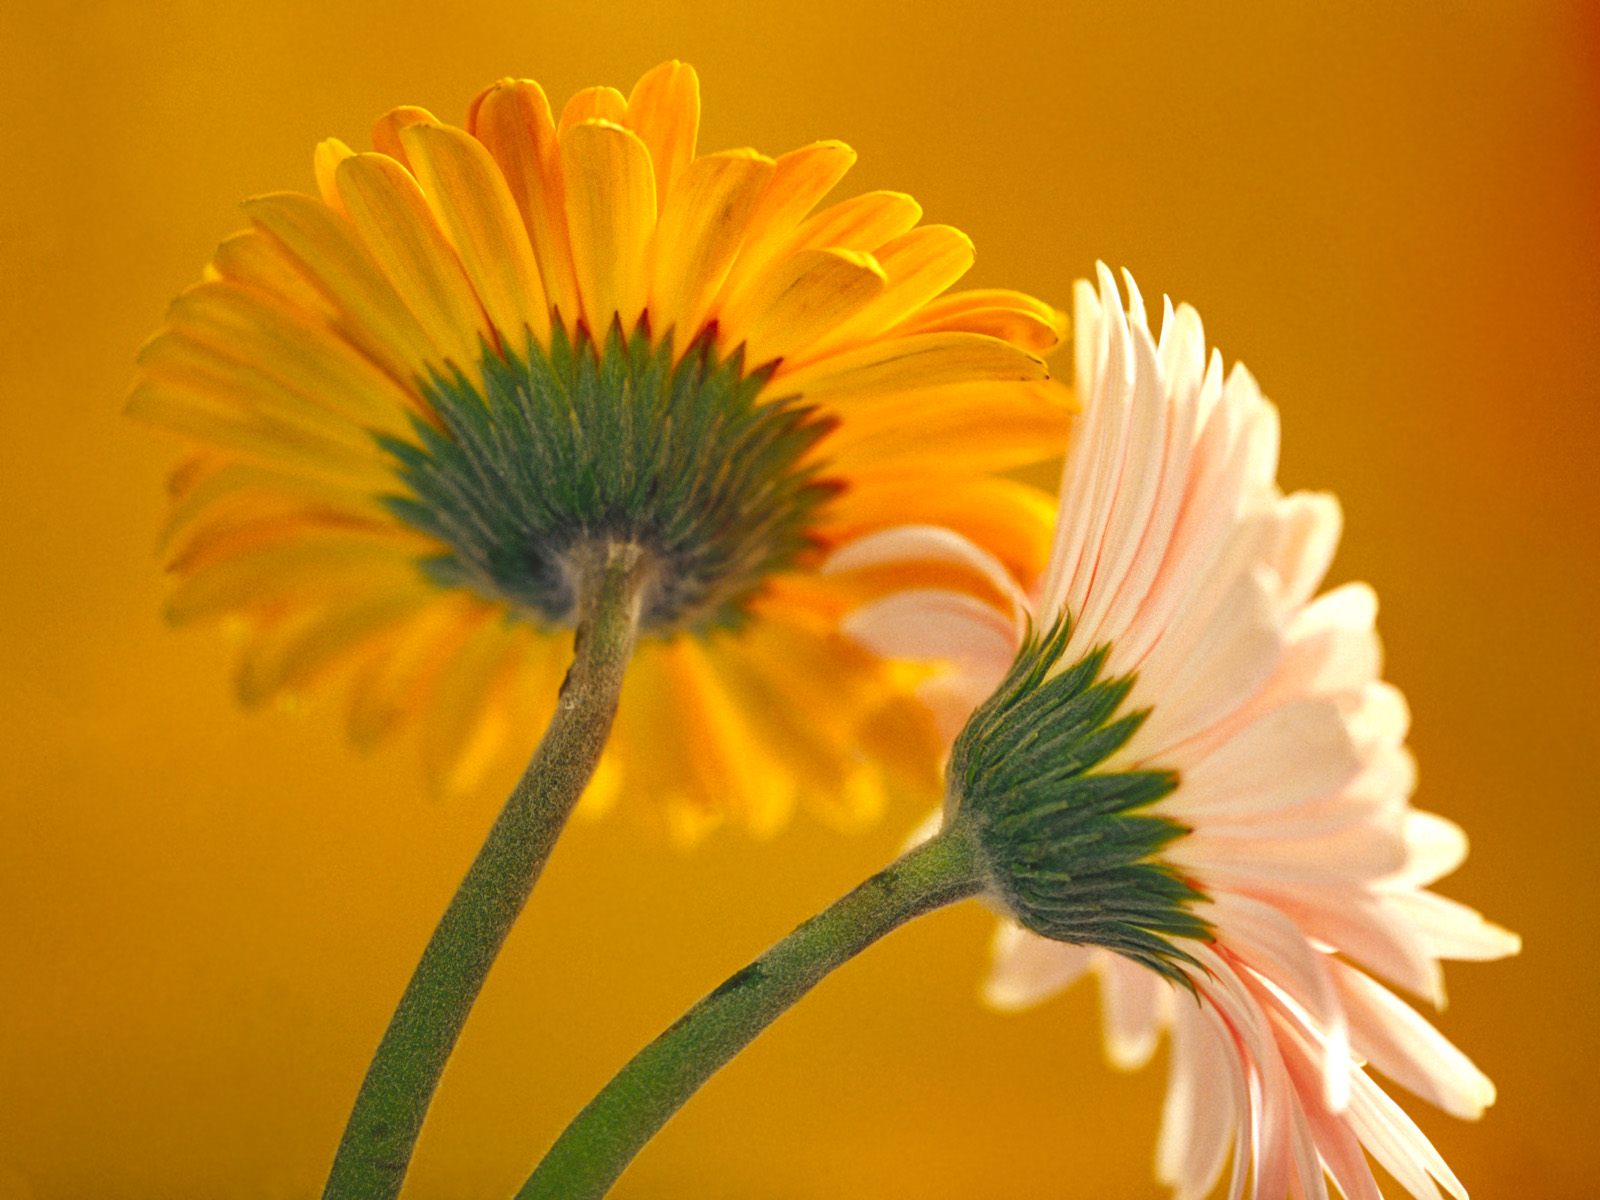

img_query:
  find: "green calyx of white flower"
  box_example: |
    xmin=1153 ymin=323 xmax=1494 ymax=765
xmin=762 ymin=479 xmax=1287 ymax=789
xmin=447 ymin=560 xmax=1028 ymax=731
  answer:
xmin=946 ymin=617 xmax=1212 ymax=984
xmin=380 ymin=318 xmax=838 ymax=636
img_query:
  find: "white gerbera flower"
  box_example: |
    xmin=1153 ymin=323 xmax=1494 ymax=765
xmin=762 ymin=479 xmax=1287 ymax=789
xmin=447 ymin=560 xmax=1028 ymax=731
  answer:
xmin=832 ymin=266 xmax=1520 ymax=1200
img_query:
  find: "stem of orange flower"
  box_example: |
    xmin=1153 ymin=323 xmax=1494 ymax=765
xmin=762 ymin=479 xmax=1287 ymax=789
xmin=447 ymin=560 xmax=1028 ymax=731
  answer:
xmin=514 ymin=821 xmax=988 ymax=1200
xmin=322 ymin=541 xmax=653 ymax=1200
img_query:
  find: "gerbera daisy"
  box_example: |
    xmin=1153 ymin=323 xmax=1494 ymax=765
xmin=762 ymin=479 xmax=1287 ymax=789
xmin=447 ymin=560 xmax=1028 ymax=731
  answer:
xmin=131 ymin=60 xmax=1068 ymax=839
xmin=132 ymin=61 xmax=1072 ymax=1199
xmin=837 ymin=266 xmax=1521 ymax=1198
xmin=506 ymin=269 xmax=1516 ymax=1200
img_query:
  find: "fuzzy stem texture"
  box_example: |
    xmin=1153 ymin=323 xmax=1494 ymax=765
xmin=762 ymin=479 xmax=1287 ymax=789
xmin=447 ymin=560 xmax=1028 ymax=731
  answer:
xmin=516 ymin=823 xmax=988 ymax=1200
xmin=322 ymin=542 xmax=652 ymax=1200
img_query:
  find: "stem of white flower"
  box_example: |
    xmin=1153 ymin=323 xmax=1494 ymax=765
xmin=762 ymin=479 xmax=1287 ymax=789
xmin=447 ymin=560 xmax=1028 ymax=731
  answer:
xmin=515 ymin=822 xmax=988 ymax=1200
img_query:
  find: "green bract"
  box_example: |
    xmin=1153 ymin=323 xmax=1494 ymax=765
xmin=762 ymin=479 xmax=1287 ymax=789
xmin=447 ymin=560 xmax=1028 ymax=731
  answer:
xmin=948 ymin=618 xmax=1211 ymax=983
xmin=380 ymin=320 xmax=837 ymax=635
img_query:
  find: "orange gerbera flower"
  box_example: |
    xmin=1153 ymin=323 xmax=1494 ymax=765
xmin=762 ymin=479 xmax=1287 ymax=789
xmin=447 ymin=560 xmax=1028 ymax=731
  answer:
xmin=131 ymin=61 xmax=1067 ymax=838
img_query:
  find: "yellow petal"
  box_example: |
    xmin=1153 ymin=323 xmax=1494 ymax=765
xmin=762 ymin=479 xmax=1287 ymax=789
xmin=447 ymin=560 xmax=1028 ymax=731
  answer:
xmin=720 ymin=190 xmax=919 ymax=320
xmin=777 ymin=331 xmax=1046 ymax=401
xmin=573 ymin=751 xmax=623 ymax=820
xmin=901 ymin=287 xmax=1069 ymax=353
xmin=208 ymin=228 xmax=334 ymax=317
xmin=371 ymin=105 xmax=440 ymax=166
xmin=704 ymin=622 xmax=884 ymax=801
xmin=151 ymin=279 xmax=422 ymax=436
xmin=164 ymin=530 xmax=421 ymax=624
xmin=559 ymin=85 xmax=629 ymax=132
xmin=235 ymin=588 xmax=433 ymax=707
xmin=243 ymin=191 xmax=438 ymax=379
xmin=401 ymin=122 xmax=550 ymax=344
xmin=610 ymin=641 xmax=715 ymax=838
xmin=724 ymin=247 xmax=886 ymax=366
xmin=158 ymin=461 xmax=386 ymax=554
xmin=166 ymin=504 xmax=413 ymax=577
xmin=138 ymin=329 xmax=367 ymax=450
xmin=313 ymin=138 xmax=355 ymax=209
xmin=823 ymin=378 xmax=1072 ymax=473
xmin=335 ymin=152 xmax=490 ymax=370
xmin=420 ymin=617 xmax=526 ymax=800
xmin=826 ymin=470 xmax=1059 ymax=590
xmin=625 ymin=61 xmax=700 ymax=203
xmin=668 ymin=639 xmax=796 ymax=837
xmin=469 ymin=79 xmax=580 ymax=320
xmin=719 ymin=140 xmax=855 ymax=296
xmin=787 ymin=189 xmax=923 ymax=254
xmin=801 ymin=225 xmax=975 ymax=362
xmin=126 ymin=375 xmax=393 ymax=486
xmin=345 ymin=595 xmax=496 ymax=747
xmin=649 ymin=148 xmax=775 ymax=341
xmin=559 ymin=120 xmax=656 ymax=331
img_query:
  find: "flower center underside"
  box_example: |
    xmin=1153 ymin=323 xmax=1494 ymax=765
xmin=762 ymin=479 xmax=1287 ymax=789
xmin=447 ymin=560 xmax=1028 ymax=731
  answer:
xmin=948 ymin=618 xmax=1211 ymax=983
xmin=382 ymin=320 xmax=836 ymax=637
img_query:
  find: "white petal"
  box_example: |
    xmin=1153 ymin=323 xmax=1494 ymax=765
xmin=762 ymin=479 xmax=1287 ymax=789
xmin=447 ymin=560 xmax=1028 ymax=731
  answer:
xmin=1162 ymin=698 xmax=1363 ymax=821
xmin=1096 ymin=954 xmax=1168 ymax=1070
xmin=1267 ymin=887 xmax=1444 ymax=1006
xmin=1380 ymin=890 xmax=1522 ymax=963
xmin=1127 ymin=564 xmax=1284 ymax=757
xmin=1333 ymin=961 xmax=1497 ymax=1119
xmin=1206 ymin=893 xmax=1350 ymax=1111
xmin=1345 ymin=1067 xmax=1465 ymax=1200
xmin=1267 ymin=490 xmax=1343 ymax=609
xmin=1157 ymin=996 xmax=1239 ymax=1200
xmin=842 ymin=589 xmax=1018 ymax=680
xmin=1388 ymin=811 xmax=1469 ymax=888
xmin=822 ymin=523 xmax=1029 ymax=622
xmin=982 ymin=921 xmax=1093 ymax=1011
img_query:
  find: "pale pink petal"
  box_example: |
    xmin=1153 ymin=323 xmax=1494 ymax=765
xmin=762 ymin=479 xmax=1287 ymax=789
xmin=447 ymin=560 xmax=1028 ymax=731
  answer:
xmin=832 ymin=267 xmax=1512 ymax=1200
xmin=1268 ymin=1000 xmax=1382 ymax=1200
xmin=1171 ymin=815 xmax=1408 ymax=890
xmin=823 ymin=523 xmax=1029 ymax=624
xmin=915 ymin=670 xmax=1006 ymax=743
xmin=1095 ymin=954 xmax=1168 ymax=1070
xmin=983 ymin=922 xmax=1093 ymax=1011
xmin=1380 ymin=890 xmax=1522 ymax=963
xmin=1388 ymin=811 xmax=1469 ymax=889
xmin=1067 ymin=303 xmax=1171 ymax=657
xmin=1162 ymin=699 xmax=1363 ymax=822
xmin=1128 ymin=565 xmax=1284 ymax=756
xmin=1333 ymin=961 xmax=1496 ymax=1119
xmin=1275 ymin=582 xmax=1383 ymax=698
xmin=1267 ymin=490 xmax=1342 ymax=610
xmin=1260 ymin=886 xmax=1443 ymax=1005
xmin=1345 ymin=1067 xmax=1465 ymax=1200
xmin=842 ymin=589 xmax=1017 ymax=680
xmin=1157 ymin=997 xmax=1241 ymax=1200
xmin=1205 ymin=893 xmax=1351 ymax=1110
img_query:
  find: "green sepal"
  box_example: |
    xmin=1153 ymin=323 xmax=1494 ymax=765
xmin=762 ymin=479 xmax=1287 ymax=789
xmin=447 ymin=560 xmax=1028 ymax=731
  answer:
xmin=379 ymin=319 xmax=835 ymax=635
xmin=949 ymin=616 xmax=1211 ymax=986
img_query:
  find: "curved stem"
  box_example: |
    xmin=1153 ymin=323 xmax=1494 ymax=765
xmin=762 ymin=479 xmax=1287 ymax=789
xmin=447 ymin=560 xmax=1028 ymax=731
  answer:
xmin=323 ymin=542 xmax=652 ymax=1200
xmin=516 ymin=823 xmax=988 ymax=1200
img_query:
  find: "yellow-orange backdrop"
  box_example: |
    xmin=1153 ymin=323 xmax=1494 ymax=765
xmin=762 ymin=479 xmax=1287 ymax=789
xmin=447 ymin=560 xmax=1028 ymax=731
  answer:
xmin=2 ymin=2 xmax=1596 ymax=1197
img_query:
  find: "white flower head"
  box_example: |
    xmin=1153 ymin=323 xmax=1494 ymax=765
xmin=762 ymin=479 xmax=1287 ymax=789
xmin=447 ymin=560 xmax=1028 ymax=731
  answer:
xmin=834 ymin=265 xmax=1520 ymax=1200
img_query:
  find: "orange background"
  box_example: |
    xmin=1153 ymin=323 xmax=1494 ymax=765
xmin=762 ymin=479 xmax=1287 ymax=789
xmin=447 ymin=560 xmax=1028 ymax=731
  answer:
xmin=3 ymin=2 xmax=1597 ymax=1197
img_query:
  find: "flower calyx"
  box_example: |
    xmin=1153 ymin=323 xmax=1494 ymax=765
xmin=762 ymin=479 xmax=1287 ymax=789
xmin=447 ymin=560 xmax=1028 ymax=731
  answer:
xmin=946 ymin=618 xmax=1211 ymax=984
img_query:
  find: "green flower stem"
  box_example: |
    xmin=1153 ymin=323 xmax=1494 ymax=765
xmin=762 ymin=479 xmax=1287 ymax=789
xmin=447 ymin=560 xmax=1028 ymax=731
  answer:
xmin=323 ymin=542 xmax=653 ymax=1200
xmin=515 ymin=821 xmax=989 ymax=1200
